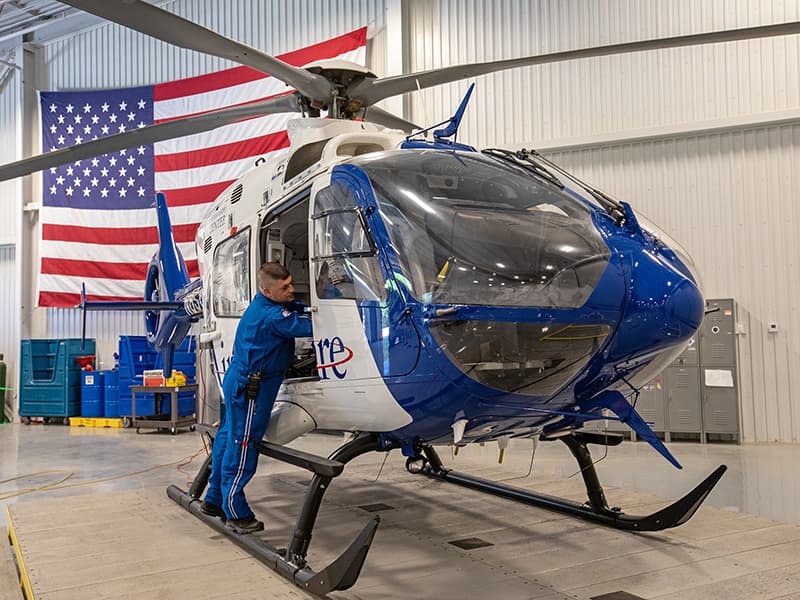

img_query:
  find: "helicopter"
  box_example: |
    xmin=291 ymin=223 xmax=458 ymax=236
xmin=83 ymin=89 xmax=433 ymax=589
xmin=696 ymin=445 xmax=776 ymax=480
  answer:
xmin=3 ymin=1 xmax=800 ymax=595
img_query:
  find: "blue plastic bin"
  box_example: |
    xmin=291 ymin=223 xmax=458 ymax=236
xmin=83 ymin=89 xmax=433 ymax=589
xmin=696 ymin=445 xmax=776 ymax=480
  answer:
xmin=81 ymin=371 xmax=104 ymax=417
xmin=20 ymin=339 xmax=96 ymax=418
xmin=103 ymin=369 xmax=119 ymax=418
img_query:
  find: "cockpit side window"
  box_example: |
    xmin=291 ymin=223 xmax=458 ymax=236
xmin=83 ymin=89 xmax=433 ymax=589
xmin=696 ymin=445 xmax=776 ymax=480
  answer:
xmin=312 ymin=182 xmax=386 ymax=302
xmin=212 ymin=228 xmax=251 ymax=317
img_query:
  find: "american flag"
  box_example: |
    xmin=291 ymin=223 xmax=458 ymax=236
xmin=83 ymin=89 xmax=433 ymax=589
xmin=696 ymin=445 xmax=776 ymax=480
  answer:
xmin=38 ymin=28 xmax=367 ymax=307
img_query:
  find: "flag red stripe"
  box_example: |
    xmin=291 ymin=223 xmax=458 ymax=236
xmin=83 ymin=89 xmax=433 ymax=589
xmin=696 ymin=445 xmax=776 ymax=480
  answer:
xmin=153 ymin=28 xmax=367 ymax=101
xmin=154 ymin=131 xmax=289 ymax=171
xmin=41 ymin=258 xmax=199 ymax=280
xmin=157 ymin=181 xmax=233 ymax=207
xmin=43 ymin=223 xmax=200 ymax=245
xmin=39 ymin=291 xmax=145 ymax=306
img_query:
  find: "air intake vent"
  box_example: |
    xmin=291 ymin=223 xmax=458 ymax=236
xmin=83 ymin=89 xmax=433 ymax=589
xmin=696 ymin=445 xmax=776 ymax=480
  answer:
xmin=204 ymin=237 xmax=212 ymax=253
xmin=230 ymin=184 xmax=243 ymax=204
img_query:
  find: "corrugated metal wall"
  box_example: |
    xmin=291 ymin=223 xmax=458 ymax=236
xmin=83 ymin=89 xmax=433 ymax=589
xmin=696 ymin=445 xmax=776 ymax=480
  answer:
xmin=0 ymin=49 xmax=19 ymax=244
xmin=38 ymin=0 xmax=386 ymax=369
xmin=0 ymin=246 xmax=18 ymax=417
xmin=405 ymin=0 xmax=800 ymax=149
xmin=546 ymin=125 xmax=800 ymax=443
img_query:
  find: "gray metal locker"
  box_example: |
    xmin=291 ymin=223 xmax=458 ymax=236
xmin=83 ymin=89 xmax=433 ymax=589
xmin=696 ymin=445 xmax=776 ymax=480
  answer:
xmin=672 ymin=336 xmax=699 ymax=366
xmin=698 ymin=298 xmax=739 ymax=440
xmin=699 ymin=299 xmax=736 ymax=366
xmin=666 ymin=366 xmax=702 ymax=434
xmin=632 ymin=375 xmax=666 ymax=432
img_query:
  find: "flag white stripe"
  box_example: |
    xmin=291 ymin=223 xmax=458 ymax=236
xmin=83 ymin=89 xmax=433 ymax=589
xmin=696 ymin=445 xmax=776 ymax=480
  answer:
xmin=39 ymin=274 xmax=150 ymax=298
xmin=154 ymin=155 xmax=265 ymax=190
xmin=42 ymin=205 xmax=208 ymax=228
xmin=41 ymin=239 xmax=197 ymax=262
xmin=153 ymin=114 xmax=294 ymax=155
xmin=153 ymin=48 xmax=364 ymax=120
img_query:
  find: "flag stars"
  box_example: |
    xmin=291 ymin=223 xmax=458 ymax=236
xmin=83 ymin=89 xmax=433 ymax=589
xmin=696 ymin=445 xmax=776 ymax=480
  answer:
xmin=101 ymin=125 xmax=110 ymax=135
xmin=127 ymin=177 xmax=135 ymax=187
xmin=137 ymin=99 xmax=146 ymax=109
xmin=57 ymin=115 xmax=65 ymax=124
xmin=101 ymin=102 xmax=109 ymax=112
xmin=65 ymin=187 xmax=73 ymax=196
xmin=119 ymin=101 xmax=127 ymax=111
xmin=49 ymin=124 xmax=57 ymax=134
xmin=100 ymin=167 xmax=108 ymax=177
xmin=100 ymin=188 xmax=108 ymax=198
xmin=49 ymin=167 xmax=56 ymax=174
xmin=120 ymin=149 xmax=126 ymax=155
xmin=126 ymin=156 xmax=135 ymax=165
xmin=109 ymin=114 xmax=117 ymax=123
xmin=65 ymin=167 xmax=73 ymax=177
xmin=57 ymin=135 xmax=65 ymax=145
xmin=56 ymin=175 xmax=65 ymax=185
xmin=75 ymin=136 xmax=83 ymax=144
xmin=65 ymin=104 xmax=74 ymax=113
xmin=119 ymin=188 xmax=127 ymax=197
xmin=83 ymin=188 xmax=91 ymax=197
xmin=83 ymin=125 xmax=91 ymax=135
xmin=108 ymin=157 xmax=117 ymax=167
xmin=73 ymin=177 xmax=81 ymax=187
xmin=91 ymin=115 xmax=99 ymax=124
xmin=137 ymin=146 xmax=145 ymax=155
xmin=82 ymin=168 xmax=90 ymax=177
xmin=118 ymin=124 xmax=126 ymax=133
xmin=74 ymin=115 xmax=82 ymax=123
xmin=118 ymin=167 xmax=127 ymax=177
xmin=127 ymin=112 xmax=136 ymax=121
xmin=137 ymin=166 xmax=145 ymax=176
xmin=108 ymin=177 xmax=117 ymax=187
xmin=91 ymin=158 xmax=99 ymax=167
xmin=49 ymin=104 xmax=57 ymax=113
xmin=90 ymin=177 xmax=99 ymax=187
xmin=83 ymin=103 xmax=91 ymax=113
xmin=137 ymin=187 xmax=145 ymax=197
xmin=137 ymin=122 xmax=146 ymax=129
xmin=66 ymin=124 xmax=74 ymax=134
xmin=49 ymin=185 xmax=56 ymax=194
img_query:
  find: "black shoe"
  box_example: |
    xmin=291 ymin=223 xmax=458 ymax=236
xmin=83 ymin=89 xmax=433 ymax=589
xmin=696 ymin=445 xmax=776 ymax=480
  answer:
xmin=199 ymin=501 xmax=226 ymax=520
xmin=226 ymin=516 xmax=265 ymax=534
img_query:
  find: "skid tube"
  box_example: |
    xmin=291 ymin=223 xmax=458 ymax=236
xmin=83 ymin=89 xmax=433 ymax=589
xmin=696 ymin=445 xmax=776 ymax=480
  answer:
xmin=167 ymin=429 xmax=385 ymax=596
xmin=416 ymin=431 xmax=727 ymax=532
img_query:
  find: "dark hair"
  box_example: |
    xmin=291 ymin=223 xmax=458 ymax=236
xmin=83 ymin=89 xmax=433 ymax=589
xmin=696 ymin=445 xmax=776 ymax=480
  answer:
xmin=259 ymin=261 xmax=290 ymax=287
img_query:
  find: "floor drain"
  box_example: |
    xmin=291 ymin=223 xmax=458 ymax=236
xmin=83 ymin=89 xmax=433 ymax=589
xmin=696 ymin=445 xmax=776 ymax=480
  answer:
xmin=448 ymin=537 xmax=494 ymax=550
xmin=591 ymin=592 xmax=647 ymax=600
xmin=358 ymin=503 xmax=395 ymax=512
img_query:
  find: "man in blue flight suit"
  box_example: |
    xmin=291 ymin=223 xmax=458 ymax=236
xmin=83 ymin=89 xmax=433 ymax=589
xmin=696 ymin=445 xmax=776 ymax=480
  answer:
xmin=201 ymin=262 xmax=313 ymax=533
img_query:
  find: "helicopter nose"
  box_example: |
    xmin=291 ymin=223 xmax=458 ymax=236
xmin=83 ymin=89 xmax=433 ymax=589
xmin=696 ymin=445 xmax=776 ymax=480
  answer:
xmin=663 ymin=278 xmax=704 ymax=338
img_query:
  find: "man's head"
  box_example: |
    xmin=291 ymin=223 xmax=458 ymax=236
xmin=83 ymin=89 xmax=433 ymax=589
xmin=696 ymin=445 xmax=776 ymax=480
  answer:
xmin=259 ymin=261 xmax=295 ymax=304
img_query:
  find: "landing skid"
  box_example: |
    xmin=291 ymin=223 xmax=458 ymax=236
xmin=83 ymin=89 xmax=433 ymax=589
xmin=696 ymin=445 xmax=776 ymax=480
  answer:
xmin=413 ymin=431 xmax=727 ymax=532
xmin=167 ymin=429 xmax=385 ymax=596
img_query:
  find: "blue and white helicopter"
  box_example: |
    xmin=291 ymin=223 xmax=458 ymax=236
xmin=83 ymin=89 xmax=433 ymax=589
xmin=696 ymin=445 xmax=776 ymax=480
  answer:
xmin=4 ymin=1 xmax=799 ymax=594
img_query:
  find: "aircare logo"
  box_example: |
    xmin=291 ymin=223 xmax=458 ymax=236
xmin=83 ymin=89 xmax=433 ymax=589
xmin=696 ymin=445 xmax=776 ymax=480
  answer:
xmin=315 ymin=336 xmax=353 ymax=380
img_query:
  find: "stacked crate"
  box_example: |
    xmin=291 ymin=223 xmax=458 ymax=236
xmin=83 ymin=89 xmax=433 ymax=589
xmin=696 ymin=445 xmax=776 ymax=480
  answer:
xmin=117 ymin=336 xmax=197 ymax=417
xmin=19 ymin=339 xmax=96 ymax=422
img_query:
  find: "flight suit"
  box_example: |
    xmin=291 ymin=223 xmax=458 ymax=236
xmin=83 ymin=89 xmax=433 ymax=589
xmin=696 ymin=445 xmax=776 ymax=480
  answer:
xmin=204 ymin=291 xmax=312 ymax=520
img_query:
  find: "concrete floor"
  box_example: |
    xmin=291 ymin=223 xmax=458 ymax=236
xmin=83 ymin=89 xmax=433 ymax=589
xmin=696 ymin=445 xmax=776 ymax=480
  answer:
xmin=3 ymin=422 xmax=800 ymax=599
xmin=1 ymin=423 xmax=798 ymax=524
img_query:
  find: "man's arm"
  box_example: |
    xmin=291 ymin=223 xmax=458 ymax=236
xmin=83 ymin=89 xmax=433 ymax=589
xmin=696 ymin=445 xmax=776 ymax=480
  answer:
xmin=273 ymin=308 xmax=313 ymax=338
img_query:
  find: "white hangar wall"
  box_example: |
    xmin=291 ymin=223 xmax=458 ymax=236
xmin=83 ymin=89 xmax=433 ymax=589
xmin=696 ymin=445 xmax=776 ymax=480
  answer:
xmin=403 ymin=0 xmax=800 ymax=443
xmin=4 ymin=0 xmax=799 ymax=441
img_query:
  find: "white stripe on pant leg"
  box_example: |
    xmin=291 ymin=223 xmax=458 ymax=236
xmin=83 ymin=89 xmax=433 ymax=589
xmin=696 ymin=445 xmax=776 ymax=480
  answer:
xmin=228 ymin=398 xmax=255 ymax=519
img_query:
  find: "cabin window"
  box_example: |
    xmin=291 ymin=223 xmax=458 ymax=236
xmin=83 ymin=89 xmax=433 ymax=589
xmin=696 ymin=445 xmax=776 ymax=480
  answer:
xmin=213 ymin=228 xmax=251 ymax=317
xmin=312 ymin=183 xmax=386 ymax=302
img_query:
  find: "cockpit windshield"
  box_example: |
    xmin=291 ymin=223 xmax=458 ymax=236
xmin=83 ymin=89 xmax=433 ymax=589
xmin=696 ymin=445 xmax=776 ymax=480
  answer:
xmin=355 ymin=150 xmax=610 ymax=308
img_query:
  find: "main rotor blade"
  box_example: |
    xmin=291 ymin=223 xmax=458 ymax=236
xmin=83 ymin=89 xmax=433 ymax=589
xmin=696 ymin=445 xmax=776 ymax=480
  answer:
xmin=0 ymin=93 xmax=299 ymax=182
xmin=352 ymin=21 xmax=800 ymax=106
xmin=62 ymin=0 xmax=333 ymax=102
xmin=362 ymin=106 xmax=419 ymax=133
